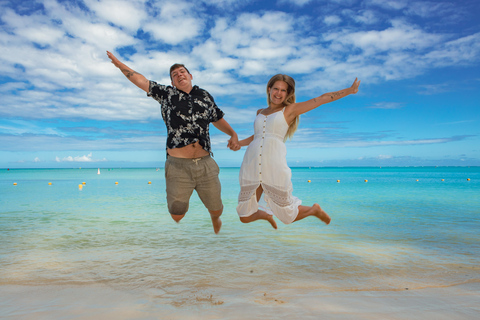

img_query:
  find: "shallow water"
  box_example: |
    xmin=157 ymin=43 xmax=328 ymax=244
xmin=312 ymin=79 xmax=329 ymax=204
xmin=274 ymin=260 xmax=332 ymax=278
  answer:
xmin=1 ymin=167 xmax=479 ymax=299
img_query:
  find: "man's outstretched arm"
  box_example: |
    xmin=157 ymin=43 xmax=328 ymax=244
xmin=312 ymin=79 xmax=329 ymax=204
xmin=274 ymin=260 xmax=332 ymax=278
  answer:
xmin=107 ymin=51 xmax=149 ymax=93
xmin=212 ymin=118 xmax=240 ymax=151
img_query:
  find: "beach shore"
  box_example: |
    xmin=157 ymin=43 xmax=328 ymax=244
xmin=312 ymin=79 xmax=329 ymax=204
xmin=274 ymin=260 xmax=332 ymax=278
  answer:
xmin=2 ymin=281 xmax=479 ymax=319
xmin=2 ymin=168 xmax=479 ymax=319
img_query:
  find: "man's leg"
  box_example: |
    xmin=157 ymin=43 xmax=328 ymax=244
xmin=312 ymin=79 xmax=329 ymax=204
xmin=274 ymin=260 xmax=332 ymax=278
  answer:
xmin=195 ymin=156 xmax=223 ymax=234
xmin=170 ymin=213 xmax=185 ymax=223
xmin=165 ymin=157 xmax=195 ymax=222
xmin=208 ymin=207 xmax=223 ymax=235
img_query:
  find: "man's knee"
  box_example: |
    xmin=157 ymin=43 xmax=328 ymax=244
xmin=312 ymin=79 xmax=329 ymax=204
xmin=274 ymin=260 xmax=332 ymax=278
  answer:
xmin=169 ymin=201 xmax=189 ymax=218
xmin=209 ymin=207 xmax=223 ymax=219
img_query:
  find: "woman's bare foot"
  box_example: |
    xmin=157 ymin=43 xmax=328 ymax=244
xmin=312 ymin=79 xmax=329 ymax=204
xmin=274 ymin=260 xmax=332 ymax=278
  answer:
xmin=267 ymin=214 xmax=278 ymax=229
xmin=313 ymin=204 xmax=331 ymax=225
xmin=240 ymin=210 xmax=277 ymax=229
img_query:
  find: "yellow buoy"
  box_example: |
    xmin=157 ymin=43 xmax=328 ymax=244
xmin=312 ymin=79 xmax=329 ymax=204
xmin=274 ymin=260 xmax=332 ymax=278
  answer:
xmin=48 ymin=182 xmax=52 ymax=185
xmin=364 ymin=179 xmax=368 ymax=182
xmin=78 ymin=184 xmax=83 ymax=189
xmin=467 ymin=178 xmax=470 ymax=181
xmin=337 ymin=180 xmax=340 ymax=183
xmin=416 ymin=179 xmax=419 ymax=182
xmin=115 ymin=182 xmax=119 ymax=185
xmin=148 ymin=181 xmax=152 ymax=184
xmin=82 ymin=182 xmax=86 ymax=185
xmin=441 ymin=179 xmax=444 ymax=181
xmin=307 ymin=180 xmax=311 ymax=183
xmin=13 ymin=182 xmax=17 ymax=185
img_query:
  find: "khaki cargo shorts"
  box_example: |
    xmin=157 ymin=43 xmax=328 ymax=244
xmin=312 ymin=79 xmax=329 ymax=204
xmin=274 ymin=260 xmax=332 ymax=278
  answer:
xmin=165 ymin=155 xmax=223 ymax=215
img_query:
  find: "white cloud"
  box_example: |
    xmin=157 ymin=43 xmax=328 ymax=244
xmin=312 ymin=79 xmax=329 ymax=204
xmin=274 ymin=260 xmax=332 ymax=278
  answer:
xmin=324 ymin=15 xmax=342 ymax=25
xmin=279 ymin=0 xmax=313 ymax=5
xmin=84 ymin=0 xmax=148 ymax=32
xmin=0 ymin=8 xmax=65 ymax=47
xmin=368 ymin=0 xmax=408 ymax=10
xmin=367 ymin=102 xmax=403 ymax=109
xmin=290 ymin=132 xmax=472 ymax=149
xmin=55 ymin=153 xmax=107 ymax=162
xmin=204 ymin=12 xmax=303 ymax=76
xmin=376 ymin=154 xmax=393 ymax=159
xmin=143 ymin=1 xmax=203 ymax=44
xmin=425 ymin=32 xmax=480 ymax=67
xmin=200 ymin=0 xmax=250 ymax=9
xmin=350 ymin=10 xmax=380 ymax=24
xmin=328 ymin=20 xmax=445 ymax=55
xmin=17 ymin=25 xmax=65 ymax=46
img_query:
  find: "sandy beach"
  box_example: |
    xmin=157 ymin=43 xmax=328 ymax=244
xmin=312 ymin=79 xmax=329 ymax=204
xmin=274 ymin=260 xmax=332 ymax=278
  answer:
xmin=1 ymin=281 xmax=479 ymax=319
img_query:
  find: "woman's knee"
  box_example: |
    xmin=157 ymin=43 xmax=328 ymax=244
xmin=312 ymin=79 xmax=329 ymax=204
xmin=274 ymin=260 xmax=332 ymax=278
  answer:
xmin=239 ymin=216 xmax=251 ymax=223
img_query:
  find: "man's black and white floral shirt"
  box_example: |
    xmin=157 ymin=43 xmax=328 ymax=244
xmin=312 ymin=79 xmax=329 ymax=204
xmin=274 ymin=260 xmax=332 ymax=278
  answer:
xmin=147 ymin=81 xmax=224 ymax=155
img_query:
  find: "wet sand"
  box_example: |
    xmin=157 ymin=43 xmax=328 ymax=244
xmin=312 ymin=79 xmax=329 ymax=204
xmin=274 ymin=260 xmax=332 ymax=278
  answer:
xmin=1 ymin=281 xmax=479 ymax=319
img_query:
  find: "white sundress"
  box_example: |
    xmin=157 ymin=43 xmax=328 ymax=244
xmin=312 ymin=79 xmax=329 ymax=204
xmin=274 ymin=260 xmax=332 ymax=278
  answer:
xmin=236 ymin=108 xmax=302 ymax=224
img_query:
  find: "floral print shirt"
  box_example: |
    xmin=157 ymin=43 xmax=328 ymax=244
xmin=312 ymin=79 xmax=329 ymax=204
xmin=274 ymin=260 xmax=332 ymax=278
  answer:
xmin=148 ymin=81 xmax=224 ymax=155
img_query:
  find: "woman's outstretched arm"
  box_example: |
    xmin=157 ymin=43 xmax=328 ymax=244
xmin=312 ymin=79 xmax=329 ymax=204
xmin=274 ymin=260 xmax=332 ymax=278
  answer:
xmin=285 ymin=78 xmax=360 ymax=123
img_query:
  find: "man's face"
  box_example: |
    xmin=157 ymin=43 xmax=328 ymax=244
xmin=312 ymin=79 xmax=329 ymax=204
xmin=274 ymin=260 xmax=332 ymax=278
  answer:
xmin=171 ymin=67 xmax=193 ymax=91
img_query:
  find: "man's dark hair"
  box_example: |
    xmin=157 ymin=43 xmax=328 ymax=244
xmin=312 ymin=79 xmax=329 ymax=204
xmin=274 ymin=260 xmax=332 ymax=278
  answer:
xmin=169 ymin=64 xmax=190 ymax=80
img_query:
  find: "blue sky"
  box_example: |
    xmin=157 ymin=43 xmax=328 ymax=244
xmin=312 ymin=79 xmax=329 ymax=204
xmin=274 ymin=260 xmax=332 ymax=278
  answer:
xmin=1 ymin=0 xmax=479 ymax=168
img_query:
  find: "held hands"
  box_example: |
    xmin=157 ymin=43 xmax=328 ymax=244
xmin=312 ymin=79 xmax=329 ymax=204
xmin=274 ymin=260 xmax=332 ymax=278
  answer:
xmin=228 ymin=136 xmax=241 ymax=151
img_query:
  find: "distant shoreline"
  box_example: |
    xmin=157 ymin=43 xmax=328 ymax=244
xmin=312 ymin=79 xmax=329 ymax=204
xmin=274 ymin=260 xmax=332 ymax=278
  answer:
xmin=2 ymin=166 xmax=479 ymax=170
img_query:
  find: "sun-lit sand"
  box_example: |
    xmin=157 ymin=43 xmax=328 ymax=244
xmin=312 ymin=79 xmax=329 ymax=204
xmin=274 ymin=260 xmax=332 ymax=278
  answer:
xmin=1 ymin=281 xmax=479 ymax=319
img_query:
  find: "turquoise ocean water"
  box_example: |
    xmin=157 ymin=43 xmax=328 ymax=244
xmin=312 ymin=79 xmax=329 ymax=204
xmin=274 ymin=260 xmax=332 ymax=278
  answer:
xmin=1 ymin=167 xmax=479 ymax=301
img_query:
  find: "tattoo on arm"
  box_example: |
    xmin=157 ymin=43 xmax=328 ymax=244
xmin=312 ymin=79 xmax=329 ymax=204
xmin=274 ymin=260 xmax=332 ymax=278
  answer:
xmin=330 ymin=91 xmax=344 ymax=100
xmin=121 ymin=68 xmax=140 ymax=78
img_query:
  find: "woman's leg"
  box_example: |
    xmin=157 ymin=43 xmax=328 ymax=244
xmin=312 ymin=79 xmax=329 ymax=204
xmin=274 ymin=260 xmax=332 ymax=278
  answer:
xmin=239 ymin=185 xmax=277 ymax=229
xmin=240 ymin=210 xmax=277 ymax=229
xmin=294 ymin=204 xmax=331 ymax=224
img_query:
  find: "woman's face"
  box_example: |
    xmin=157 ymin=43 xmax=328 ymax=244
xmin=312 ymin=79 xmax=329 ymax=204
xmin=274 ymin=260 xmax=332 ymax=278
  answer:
xmin=268 ymin=80 xmax=288 ymax=106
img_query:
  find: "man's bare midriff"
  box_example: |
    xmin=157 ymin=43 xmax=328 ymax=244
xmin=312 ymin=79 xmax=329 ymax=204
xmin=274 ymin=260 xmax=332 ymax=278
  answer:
xmin=167 ymin=141 xmax=209 ymax=159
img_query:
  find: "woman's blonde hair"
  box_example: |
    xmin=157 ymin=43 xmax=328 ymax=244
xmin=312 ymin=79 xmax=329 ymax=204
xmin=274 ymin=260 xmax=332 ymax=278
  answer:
xmin=266 ymin=74 xmax=299 ymax=140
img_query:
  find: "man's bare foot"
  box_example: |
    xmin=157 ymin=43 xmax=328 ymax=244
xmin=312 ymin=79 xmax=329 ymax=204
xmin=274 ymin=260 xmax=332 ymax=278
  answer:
xmin=212 ymin=217 xmax=222 ymax=234
xmin=267 ymin=214 xmax=278 ymax=229
xmin=313 ymin=204 xmax=331 ymax=225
